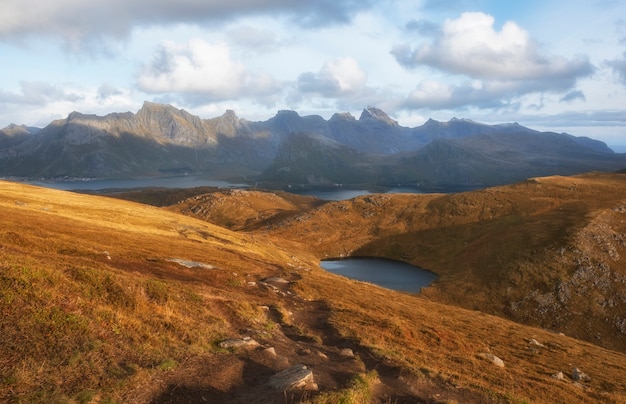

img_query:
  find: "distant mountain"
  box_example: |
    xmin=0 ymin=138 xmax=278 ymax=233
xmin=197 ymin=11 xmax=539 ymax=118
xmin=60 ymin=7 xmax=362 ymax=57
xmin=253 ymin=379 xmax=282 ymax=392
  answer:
xmin=0 ymin=124 xmax=40 ymax=148
xmin=0 ymin=102 xmax=624 ymax=187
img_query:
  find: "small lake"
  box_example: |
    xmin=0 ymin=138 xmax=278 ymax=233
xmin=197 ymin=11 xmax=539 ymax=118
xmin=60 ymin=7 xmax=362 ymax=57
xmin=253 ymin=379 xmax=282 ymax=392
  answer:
xmin=319 ymin=257 xmax=437 ymax=293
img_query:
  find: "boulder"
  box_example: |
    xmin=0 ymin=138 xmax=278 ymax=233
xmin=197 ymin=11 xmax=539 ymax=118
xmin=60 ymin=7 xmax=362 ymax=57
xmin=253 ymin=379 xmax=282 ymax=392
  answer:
xmin=551 ymin=371 xmax=565 ymax=381
xmin=478 ymin=352 xmax=505 ymax=368
xmin=572 ymin=367 xmax=590 ymax=382
xmin=268 ymin=364 xmax=318 ymax=391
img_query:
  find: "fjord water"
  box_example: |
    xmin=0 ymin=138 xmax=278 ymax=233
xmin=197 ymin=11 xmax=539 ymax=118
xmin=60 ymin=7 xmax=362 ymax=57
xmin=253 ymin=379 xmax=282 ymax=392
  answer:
xmin=320 ymin=257 xmax=437 ymax=293
xmin=23 ymin=176 xmax=245 ymax=191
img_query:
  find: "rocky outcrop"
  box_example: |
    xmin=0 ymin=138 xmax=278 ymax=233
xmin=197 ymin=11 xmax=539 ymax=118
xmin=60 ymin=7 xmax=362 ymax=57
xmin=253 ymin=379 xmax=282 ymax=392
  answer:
xmin=267 ymin=364 xmax=318 ymax=391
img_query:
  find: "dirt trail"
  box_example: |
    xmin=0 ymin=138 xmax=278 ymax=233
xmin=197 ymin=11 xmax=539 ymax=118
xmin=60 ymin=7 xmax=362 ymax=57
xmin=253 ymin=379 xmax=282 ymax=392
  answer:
xmin=147 ymin=275 xmax=483 ymax=403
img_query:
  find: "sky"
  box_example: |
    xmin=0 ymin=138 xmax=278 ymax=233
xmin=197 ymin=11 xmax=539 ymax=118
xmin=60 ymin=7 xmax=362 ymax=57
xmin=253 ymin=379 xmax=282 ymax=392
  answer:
xmin=1 ymin=0 xmax=626 ymax=147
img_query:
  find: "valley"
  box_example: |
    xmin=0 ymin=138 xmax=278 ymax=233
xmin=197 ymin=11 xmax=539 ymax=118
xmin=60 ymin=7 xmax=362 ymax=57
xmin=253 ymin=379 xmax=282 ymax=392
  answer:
xmin=2 ymin=172 xmax=626 ymax=402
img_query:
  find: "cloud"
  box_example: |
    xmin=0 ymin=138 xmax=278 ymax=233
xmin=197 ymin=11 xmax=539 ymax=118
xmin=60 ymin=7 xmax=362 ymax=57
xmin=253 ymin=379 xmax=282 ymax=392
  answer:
xmin=403 ymin=79 xmax=515 ymax=110
xmin=0 ymin=0 xmax=372 ymax=51
xmin=393 ymin=13 xmax=593 ymax=82
xmin=227 ymin=25 xmax=279 ymax=53
xmin=393 ymin=12 xmax=594 ymax=110
xmin=97 ymin=83 xmax=123 ymax=101
xmin=403 ymin=19 xmax=440 ymax=37
xmin=560 ymin=90 xmax=586 ymax=103
xmin=606 ymin=52 xmax=626 ymax=85
xmin=297 ymin=57 xmax=368 ymax=97
xmin=136 ymin=39 xmax=282 ymax=104
xmin=0 ymin=81 xmax=83 ymax=105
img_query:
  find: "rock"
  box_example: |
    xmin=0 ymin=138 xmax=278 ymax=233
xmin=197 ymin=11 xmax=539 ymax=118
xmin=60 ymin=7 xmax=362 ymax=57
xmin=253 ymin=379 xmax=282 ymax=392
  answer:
xmin=218 ymin=337 xmax=260 ymax=349
xmin=529 ymin=338 xmax=545 ymax=348
xmin=339 ymin=348 xmax=355 ymax=358
xmin=264 ymin=277 xmax=290 ymax=284
xmin=552 ymin=371 xmax=565 ymax=380
xmin=268 ymin=364 xmax=318 ymax=391
xmin=263 ymin=347 xmax=277 ymax=357
xmin=316 ymin=351 xmax=328 ymax=360
xmin=478 ymin=352 xmax=505 ymax=368
xmin=572 ymin=367 xmax=590 ymax=382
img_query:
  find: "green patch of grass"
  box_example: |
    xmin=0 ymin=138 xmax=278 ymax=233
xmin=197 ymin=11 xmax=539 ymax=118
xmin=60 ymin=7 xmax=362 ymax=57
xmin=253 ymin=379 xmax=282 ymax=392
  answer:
xmin=157 ymin=358 xmax=178 ymax=371
xmin=309 ymin=371 xmax=378 ymax=404
xmin=145 ymin=279 xmax=169 ymax=304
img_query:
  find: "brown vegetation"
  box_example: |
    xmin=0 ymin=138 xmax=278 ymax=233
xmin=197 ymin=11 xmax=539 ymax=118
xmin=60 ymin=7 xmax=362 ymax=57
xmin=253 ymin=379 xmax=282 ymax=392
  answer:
xmin=2 ymin=175 xmax=626 ymax=403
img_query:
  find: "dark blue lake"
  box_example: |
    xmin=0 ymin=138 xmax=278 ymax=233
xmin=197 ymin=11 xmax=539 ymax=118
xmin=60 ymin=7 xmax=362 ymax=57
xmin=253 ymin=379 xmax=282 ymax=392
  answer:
xmin=320 ymin=257 xmax=437 ymax=293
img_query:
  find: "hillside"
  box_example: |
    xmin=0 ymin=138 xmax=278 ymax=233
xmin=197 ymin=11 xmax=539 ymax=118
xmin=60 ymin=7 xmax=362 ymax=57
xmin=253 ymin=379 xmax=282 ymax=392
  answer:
xmin=3 ymin=180 xmax=626 ymax=403
xmin=241 ymin=172 xmax=626 ymax=353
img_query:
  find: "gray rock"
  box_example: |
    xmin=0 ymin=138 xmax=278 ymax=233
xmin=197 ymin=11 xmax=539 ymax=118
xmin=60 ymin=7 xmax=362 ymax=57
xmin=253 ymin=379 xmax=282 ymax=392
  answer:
xmin=264 ymin=277 xmax=290 ymax=284
xmin=478 ymin=352 xmax=505 ymax=368
xmin=268 ymin=364 xmax=318 ymax=391
xmin=572 ymin=367 xmax=590 ymax=382
xmin=529 ymin=338 xmax=545 ymax=348
xmin=218 ymin=337 xmax=260 ymax=349
xmin=551 ymin=371 xmax=564 ymax=380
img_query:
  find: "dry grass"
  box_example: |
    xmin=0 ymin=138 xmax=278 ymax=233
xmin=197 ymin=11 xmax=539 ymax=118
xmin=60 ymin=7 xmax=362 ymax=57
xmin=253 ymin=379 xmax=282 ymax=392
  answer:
xmin=260 ymin=172 xmax=626 ymax=351
xmin=2 ymin=176 xmax=626 ymax=403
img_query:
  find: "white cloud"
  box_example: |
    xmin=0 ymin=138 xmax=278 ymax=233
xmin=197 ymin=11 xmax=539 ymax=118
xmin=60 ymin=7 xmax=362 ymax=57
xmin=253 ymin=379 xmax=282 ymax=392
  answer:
xmin=394 ymin=12 xmax=594 ymax=111
xmin=0 ymin=81 xmax=83 ymax=105
xmin=297 ymin=57 xmax=367 ymax=97
xmin=136 ymin=39 xmax=282 ymax=103
xmin=394 ymin=12 xmax=593 ymax=83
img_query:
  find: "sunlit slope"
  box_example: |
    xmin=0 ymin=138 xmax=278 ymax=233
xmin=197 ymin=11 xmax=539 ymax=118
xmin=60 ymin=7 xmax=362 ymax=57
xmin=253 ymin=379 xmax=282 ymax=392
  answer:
xmin=261 ymin=173 xmax=626 ymax=351
xmin=2 ymin=180 xmax=626 ymax=403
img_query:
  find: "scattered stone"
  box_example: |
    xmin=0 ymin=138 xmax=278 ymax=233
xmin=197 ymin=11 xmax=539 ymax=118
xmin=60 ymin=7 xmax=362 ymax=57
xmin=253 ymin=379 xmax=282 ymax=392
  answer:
xmin=247 ymin=281 xmax=257 ymax=287
xmin=529 ymin=338 xmax=545 ymax=348
xmin=478 ymin=352 xmax=505 ymax=368
xmin=219 ymin=337 xmax=260 ymax=349
xmin=551 ymin=371 xmax=565 ymax=381
xmin=572 ymin=367 xmax=590 ymax=382
xmin=258 ymin=282 xmax=280 ymax=292
xmin=263 ymin=347 xmax=277 ymax=357
xmin=259 ymin=305 xmax=270 ymax=311
xmin=316 ymin=351 xmax=328 ymax=360
xmin=264 ymin=277 xmax=290 ymax=284
xmin=268 ymin=364 xmax=318 ymax=391
xmin=339 ymin=348 xmax=355 ymax=358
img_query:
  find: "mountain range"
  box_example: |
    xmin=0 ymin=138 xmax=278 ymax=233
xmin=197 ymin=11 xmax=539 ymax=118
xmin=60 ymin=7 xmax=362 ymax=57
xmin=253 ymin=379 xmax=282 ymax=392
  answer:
xmin=1 ymin=101 xmax=624 ymax=187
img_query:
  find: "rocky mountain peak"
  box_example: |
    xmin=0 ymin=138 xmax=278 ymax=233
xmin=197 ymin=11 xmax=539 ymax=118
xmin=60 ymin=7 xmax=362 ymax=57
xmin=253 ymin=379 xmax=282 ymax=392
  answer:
xmin=359 ymin=107 xmax=397 ymax=126
xmin=330 ymin=112 xmax=356 ymax=121
xmin=222 ymin=109 xmax=239 ymax=122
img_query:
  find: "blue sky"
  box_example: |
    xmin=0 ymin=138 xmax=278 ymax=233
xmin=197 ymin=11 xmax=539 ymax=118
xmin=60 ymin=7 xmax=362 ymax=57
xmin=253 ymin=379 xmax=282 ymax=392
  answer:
xmin=1 ymin=0 xmax=625 ymax=147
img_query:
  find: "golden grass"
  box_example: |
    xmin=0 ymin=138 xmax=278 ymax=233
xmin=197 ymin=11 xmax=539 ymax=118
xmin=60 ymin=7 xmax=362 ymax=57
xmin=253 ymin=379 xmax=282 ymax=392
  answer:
xmin=2 ymin=177 xmax=626 ymax=403
xmin=260 ymin=173 xmax=626 ymax=351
